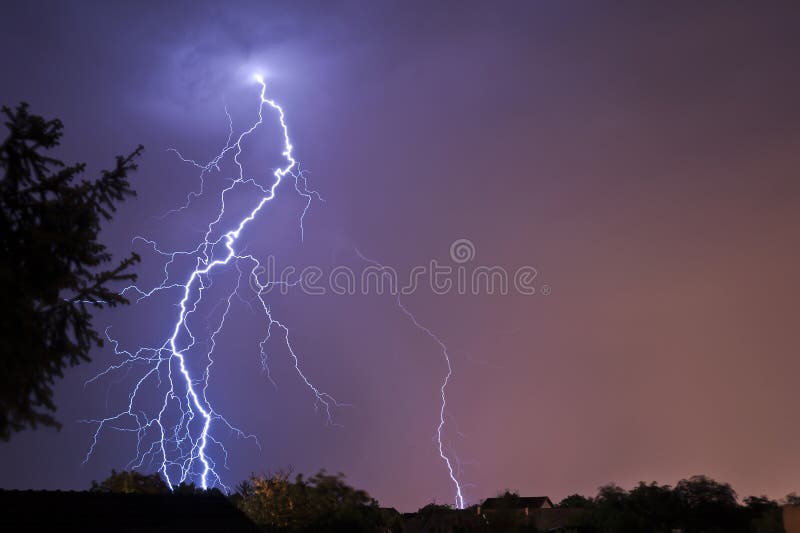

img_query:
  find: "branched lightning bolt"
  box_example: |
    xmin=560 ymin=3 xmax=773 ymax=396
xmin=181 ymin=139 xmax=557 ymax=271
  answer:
xmin=356 ymin=250 xmax=466 ymax=509
xmin=83 ymin=75 xmax=339 ymax=491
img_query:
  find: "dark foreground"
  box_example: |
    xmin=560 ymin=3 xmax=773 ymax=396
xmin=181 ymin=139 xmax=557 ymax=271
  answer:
xmin=1 ymin=488 xmax=798 ymax=533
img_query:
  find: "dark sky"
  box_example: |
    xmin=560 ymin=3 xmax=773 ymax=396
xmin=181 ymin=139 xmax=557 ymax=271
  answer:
xmin=1 ymin=0 xmax=799 ymax=512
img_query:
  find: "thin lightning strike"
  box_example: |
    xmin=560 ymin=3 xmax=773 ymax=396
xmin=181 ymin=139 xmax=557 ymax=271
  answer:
xmin=356 ymin=250 xmax=466 ymax=509
xmin=83 ymin=75 xmax=338 ymax=491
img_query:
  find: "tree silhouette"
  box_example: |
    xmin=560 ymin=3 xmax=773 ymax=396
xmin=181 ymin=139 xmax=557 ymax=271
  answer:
xmin=90 ymin=469 xmax=169 ymax=494
xmin=0 ymin=103 xmax=141 ymax=439
xmin=558 ymin=493 xmax=594 ymax=508
xmin=785 ymin=493 xmax=800 ymax=506
xmin=236 ymin=469 xmax=382 ymax=532
xmin=675 ymin=474 xmax=739 ymax=531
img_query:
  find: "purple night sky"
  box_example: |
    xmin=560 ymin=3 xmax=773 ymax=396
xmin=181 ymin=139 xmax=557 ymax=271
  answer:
xmin=1 ymin=1 xmax=798 ymax=512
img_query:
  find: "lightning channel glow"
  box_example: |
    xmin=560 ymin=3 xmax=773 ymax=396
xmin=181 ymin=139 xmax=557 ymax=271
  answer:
xmin=356 ymin=249 xmax=466 ymax=509
xmin=83 ymin=76 xmax=338 ymax=491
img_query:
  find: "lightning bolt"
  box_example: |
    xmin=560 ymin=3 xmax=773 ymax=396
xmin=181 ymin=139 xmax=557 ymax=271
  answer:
xmin=356 ymin=250 xmax=466 ymax=509
xmin=83 ymin=75 xmax=339 ymax=491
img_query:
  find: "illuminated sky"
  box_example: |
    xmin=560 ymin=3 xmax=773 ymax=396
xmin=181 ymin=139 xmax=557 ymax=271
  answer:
xmin=0 ymin=1 xmax=798 ymax=511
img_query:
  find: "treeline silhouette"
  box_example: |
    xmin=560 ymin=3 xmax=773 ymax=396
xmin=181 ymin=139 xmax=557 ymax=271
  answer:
xmin=91 ymin=468 xmax=385 ymax=532
xmin=555 ymin=476 xmax=789 ymax=533
xmin=88 ymin=469 xmax=796 ymax=532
